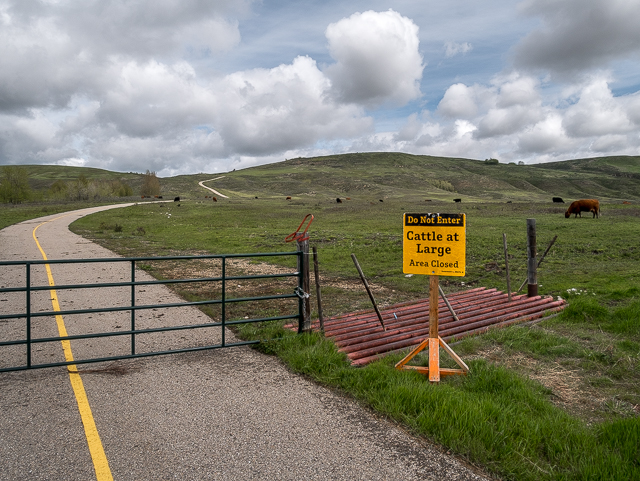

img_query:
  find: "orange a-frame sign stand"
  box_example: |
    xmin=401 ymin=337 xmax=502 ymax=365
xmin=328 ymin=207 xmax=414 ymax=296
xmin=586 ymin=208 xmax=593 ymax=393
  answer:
xmin=395 ymin=276 xmax=469 ymax=382
xmin=396 ymin=276 xmax=469 ymax=382
xmin=397 ymin=213 xmax=469 ymax=382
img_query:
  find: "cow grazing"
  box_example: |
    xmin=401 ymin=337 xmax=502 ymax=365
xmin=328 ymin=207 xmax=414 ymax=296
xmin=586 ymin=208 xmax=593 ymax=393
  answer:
xmin=453 ymin=198 xmax=462 ymax=203
xmin=336 ymin=198 xmax=342 ymax=203
xmin=174 ymin=196 xmax=180 ymax=202
xmin=212 ymin=196 xmax=217 ymax=202
xmin=552 ymin=197 xmax=564 ymax=203
xmin=565 ymin=199 xmax=600 ymax=218
xmin=286 ymin=196 xmax=292 ymax=200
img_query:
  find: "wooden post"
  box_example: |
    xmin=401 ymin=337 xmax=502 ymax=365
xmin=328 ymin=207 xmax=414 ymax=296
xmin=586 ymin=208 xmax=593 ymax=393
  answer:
xmin=503 ymin=233 xmax=512 ymax=302
xmin=429 ymin=275 xmax=440 ymax=382
xmin=527 ymin=219 xmax=538 ymax=297
xmin=518 ymin=235 xmax=558 ymax=294
xmin=312 ymin=246 xmax=324 ymax=332
xmin=298 ymin=238 xmax=311 ymax=332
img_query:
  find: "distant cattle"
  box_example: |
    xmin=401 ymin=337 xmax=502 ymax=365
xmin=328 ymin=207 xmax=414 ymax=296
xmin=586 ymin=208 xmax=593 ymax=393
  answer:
xmin=453 ymin=198 xmax=462 ymax=203
xmin=336 ymin=198 xmax=342 ymax=203
xmin=286 ymin=196 xmax=292 ymax=200
xmin=565 ymin=199 xmax=600 ymax=218
xmin=623 ymin=201 xmax=631 ymax=205
xmin=552 ymin=197 xmax=564 ymax=203
xmin=212 ymin=196 xmax=217 ymax=202
xmin=174 ymin=197 xmax=180 ymax=202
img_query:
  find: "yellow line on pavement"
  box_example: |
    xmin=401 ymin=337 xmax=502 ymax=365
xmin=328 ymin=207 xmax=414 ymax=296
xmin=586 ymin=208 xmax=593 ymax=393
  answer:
xmin=33 ymin=217 xmax=113 ymax=481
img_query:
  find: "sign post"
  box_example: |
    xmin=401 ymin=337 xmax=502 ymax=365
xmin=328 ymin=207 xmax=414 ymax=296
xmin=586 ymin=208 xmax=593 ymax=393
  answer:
xmin=396 ymin=213 xmax=469 ymax=381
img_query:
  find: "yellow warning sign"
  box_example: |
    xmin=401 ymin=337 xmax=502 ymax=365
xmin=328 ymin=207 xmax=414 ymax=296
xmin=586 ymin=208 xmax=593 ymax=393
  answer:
xmin=403 ymin=213 xmax=466 ymax=276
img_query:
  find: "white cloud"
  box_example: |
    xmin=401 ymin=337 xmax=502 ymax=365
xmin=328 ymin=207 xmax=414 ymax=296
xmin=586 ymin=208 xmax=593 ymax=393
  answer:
xmin=437 ymin=84 xmax=481 ymax=119
xmin=444 ymin=41 xmax=472 ymax=58
xmin=324 ymin=10 xmax=424 ymax=107
xmin=54 ymin=0 xmax=249 ymax=59
xmin=212 ymin=55 xmax=373 ymax=155
xmin=97 ymin=60 xmax=216 ymax=138
xmin=562 ymin=76 xmax=634 ymax=137
xmin=517 ymin=113 xmax=572 ymax=154
xmin=475 ymin=74 xmax=543 ymax=138
xmin=378 ymin=72 xmax=640 ymax=164
xmin=514 ymin=0 xmax=640 ymax=76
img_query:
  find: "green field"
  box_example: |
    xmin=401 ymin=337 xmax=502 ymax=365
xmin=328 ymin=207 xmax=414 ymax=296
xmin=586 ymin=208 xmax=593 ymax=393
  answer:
xmin=2 ymin=154 xmax=640 ymax=480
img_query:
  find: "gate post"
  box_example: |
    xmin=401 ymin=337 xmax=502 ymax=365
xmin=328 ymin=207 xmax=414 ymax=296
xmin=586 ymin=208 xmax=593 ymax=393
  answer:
xmin=527 ymin=218 xmax=538 ymax=297
xmin=285 ymin=214 xmax=314 ymax=333
xmin=297 ymin=238 xmax=311 ymax=333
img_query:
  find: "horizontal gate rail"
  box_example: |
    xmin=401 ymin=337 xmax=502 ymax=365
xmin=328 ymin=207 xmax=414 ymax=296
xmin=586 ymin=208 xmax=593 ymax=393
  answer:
xmin=0 ymin=293 xmax=299 ymax=322
xmin=0 ymin=252 xmax=302 ymax=372
xmin=0 ymin=272 xmax=297 ymax=297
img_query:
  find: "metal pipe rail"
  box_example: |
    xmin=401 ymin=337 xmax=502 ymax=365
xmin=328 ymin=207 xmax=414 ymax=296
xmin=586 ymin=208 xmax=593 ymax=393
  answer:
xmin=0 ymin=252 xmax=302 ymax=372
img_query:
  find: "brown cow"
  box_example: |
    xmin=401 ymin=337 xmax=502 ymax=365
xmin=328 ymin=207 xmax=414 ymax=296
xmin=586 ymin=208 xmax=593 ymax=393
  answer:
xmin=565 ymin=199 xmax=600 ymax=218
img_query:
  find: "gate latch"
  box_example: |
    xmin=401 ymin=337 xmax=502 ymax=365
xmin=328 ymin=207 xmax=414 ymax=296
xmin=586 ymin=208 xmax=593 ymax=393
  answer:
xmin=294 ymin=287 xmax=309 ymax=299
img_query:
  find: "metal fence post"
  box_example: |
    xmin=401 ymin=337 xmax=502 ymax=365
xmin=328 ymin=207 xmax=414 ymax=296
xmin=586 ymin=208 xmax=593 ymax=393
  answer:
xmin=527 ymin=219 xmax=538 ymax=297
xmin=503 ymin=233 xmax=512 ymax=302
xmin=297 ymin=238 xmax=311 ymax=332
xmin=312 ymin=246 xmax=324 ymax=332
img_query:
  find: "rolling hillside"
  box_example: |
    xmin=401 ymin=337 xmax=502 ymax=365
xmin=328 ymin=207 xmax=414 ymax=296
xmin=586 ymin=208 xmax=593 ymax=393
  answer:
xmin=201 ymin=153 xmax=640 ymax=203
xmin=13 ymin=153 xmax=640 ymax=203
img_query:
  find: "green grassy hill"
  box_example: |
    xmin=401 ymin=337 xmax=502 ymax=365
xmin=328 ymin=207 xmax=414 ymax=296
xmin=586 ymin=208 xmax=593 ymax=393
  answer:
xmin=14 ymin=153 xmax=640 ymax=203
xmin=21 ymin=164 xmax=141 ymax=191
xmin=203 ymin=153 xmax=640 ymax=203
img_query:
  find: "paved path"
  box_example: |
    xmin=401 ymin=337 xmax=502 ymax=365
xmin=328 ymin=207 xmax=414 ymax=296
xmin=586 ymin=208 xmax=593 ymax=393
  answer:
xmin=0 ymin=205 xmax=489 ymax=480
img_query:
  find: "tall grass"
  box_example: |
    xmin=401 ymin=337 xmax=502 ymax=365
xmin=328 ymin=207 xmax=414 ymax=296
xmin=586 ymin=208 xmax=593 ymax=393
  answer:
xmin=241 ymin=322 xmax=639 ymax=481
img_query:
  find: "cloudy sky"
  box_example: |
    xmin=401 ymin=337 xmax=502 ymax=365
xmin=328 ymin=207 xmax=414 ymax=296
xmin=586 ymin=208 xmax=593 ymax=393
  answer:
xmin=1 ymin=0 xmax=640 ymax=176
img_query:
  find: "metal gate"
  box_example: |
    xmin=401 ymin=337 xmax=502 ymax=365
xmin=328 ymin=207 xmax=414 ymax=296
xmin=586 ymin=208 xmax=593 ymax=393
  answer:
xmin=0 ymin=252 xmax=304 ymax=372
